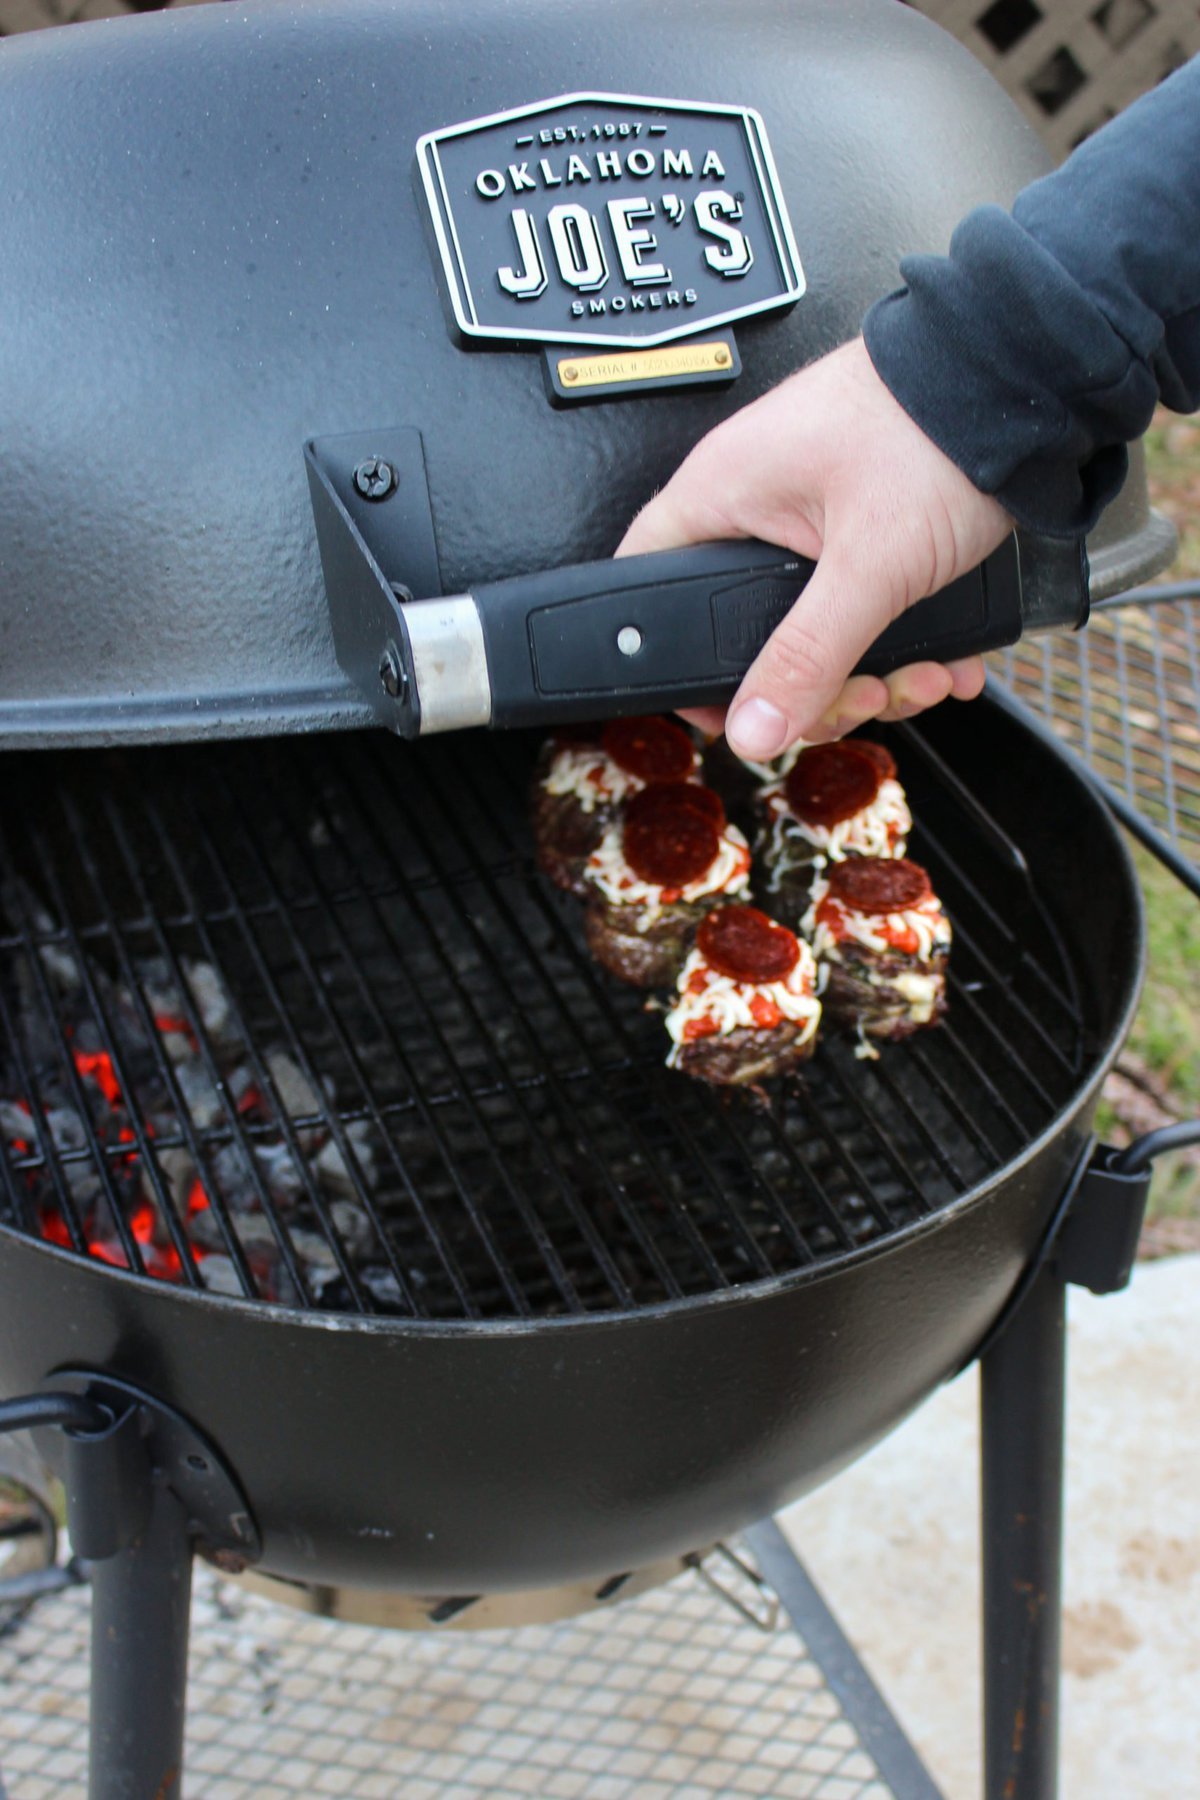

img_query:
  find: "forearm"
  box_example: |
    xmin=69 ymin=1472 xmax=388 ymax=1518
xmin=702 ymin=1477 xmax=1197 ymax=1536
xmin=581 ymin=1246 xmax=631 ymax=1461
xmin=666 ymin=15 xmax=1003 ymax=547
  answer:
xmin=863 ymin=55 xmax=1200 ymax=537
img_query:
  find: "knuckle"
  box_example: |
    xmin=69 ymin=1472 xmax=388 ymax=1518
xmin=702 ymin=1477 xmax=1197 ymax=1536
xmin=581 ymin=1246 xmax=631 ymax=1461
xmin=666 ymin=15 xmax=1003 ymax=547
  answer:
xmin=761 ymin=615 xmax=830 ymax=690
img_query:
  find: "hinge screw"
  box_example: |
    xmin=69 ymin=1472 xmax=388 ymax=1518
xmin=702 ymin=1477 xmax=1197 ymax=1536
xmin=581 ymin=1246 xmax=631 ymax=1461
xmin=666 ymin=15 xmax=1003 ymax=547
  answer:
xmin=354 ymin=457 xmax=397 ymax=501
xmin=379 ymin=645 xmax=406 ymax=699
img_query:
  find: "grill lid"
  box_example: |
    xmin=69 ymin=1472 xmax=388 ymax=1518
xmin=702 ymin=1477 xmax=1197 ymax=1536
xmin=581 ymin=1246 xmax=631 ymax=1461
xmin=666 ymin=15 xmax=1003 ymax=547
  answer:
xmin=0 ymin=0 xmax=1172 ymax=748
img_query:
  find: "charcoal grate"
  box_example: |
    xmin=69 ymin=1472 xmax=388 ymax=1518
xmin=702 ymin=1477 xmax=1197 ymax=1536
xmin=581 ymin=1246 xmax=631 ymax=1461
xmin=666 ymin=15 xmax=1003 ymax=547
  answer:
xmin=0 ymin=724 xmax=1089 ymax=1319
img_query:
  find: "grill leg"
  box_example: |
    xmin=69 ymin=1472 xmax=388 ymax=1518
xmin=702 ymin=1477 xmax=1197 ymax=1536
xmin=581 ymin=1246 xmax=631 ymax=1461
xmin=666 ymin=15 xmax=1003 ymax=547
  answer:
xmin=980 ymin=1265 xmax=1066 ymax=1800
xmin=87 ymin=1484 xmax=193 ymax=1800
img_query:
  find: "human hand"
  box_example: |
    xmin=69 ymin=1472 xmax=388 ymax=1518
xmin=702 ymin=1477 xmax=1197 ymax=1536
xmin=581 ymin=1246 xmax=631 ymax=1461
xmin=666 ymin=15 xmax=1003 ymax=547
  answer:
xmin=616 ymin=337 xmax=1012 ymax=760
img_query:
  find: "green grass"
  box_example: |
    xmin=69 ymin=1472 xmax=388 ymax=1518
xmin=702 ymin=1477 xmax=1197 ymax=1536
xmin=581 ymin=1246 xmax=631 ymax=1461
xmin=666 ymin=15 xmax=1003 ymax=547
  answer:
xmin=1113 ymin=418 xmax=1200 ymax=1235
xmin=1092 ymin=841 xmax=1200 ymax=1230
xmin=1143 ymin=414 xmax=1200 ymax=579
xmin=1128 ymin=845 xmax=1200 ymax=1111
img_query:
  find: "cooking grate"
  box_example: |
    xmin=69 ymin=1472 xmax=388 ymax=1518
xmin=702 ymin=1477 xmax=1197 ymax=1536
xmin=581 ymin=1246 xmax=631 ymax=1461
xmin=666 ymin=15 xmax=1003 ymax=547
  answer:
xmin=0 ymin=723 xmax=1088 ymax=1320
xmin=998 ymin=587 xmax=1200 ymax=893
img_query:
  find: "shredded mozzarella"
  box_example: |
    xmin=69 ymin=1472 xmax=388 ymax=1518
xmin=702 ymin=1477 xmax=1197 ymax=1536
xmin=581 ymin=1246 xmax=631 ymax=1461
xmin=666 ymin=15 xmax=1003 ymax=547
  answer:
xmin=542 ymin=741 xmax=701 ymax=812
xmin=732 ymin=742 xmax=805 ymax=785
xmin=888 ymin=970 xmax=944 ymax=1021
xmin=759 ymin=776 xmax=911 ymax=870
xmin=585 ymin=822 xmax=751 ymax=925
xmin=801 ymin=874 xmax=952 ymax=963
xmin=665 ymin=943 xmax=822 ymax=1059
xmin=542 ymin=745 xmax=635 ymax=813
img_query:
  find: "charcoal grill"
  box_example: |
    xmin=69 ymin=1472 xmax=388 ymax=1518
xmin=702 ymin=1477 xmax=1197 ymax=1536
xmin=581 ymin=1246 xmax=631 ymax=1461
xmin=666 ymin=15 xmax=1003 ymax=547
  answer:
xmin=0 ymin=692 xmax=1180 ymax=1800
xmin=0 ymin=1 xmax=1195 ymax=1797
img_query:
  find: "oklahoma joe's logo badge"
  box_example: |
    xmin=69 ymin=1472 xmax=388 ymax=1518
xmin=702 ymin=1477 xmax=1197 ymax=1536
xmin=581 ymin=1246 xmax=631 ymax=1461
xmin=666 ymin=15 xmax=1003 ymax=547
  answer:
xmin=417 ymin=93 xmax=805 ymax=348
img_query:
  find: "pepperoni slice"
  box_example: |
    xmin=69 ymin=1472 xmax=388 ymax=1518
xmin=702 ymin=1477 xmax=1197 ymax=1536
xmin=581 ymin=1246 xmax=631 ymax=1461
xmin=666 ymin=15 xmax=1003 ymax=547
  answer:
xmin=784 ymin=742 xmax=881 ymax=827
xmin=847 ymin=738 xmax=897 ymax=782
xmin=697 ymin=906 xmax=800 ymax=984
xmin=623 ymin=809 xmax=720 ymax=889
xmin=827 ymin=857 xmax=932 ymax=916
xmin=602 ymin=716 xmax=696 ymax=782
xmin=624 ymin=781 xmax=726 ymax=832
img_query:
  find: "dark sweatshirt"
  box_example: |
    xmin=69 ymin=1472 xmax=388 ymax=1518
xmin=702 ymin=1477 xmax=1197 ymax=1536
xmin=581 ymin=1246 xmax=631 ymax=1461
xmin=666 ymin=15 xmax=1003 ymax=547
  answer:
xmin=862 ymin=54 xmax=1200 ymax=537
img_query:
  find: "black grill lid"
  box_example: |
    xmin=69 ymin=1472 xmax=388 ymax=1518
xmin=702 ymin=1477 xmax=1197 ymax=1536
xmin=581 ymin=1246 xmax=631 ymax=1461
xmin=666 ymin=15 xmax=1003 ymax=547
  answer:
xmin=0 ymin=0 xmax=1172 ymax=748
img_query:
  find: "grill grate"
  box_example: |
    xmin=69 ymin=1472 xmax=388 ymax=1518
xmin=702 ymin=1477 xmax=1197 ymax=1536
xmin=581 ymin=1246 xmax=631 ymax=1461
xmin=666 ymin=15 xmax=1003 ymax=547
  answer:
xmin=0 ymin=725 xmax=1087 ymax=1320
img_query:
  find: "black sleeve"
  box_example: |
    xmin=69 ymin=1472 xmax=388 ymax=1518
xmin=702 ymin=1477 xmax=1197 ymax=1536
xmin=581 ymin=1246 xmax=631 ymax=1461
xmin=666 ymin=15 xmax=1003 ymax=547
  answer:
xmin=861 ymin=55 xmax=1200 ymax=538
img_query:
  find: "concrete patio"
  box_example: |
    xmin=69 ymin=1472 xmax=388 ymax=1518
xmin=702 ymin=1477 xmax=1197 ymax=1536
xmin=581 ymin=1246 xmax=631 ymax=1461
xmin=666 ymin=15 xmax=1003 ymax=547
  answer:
xmin=782 ymin=1251 xmax=1200 ymax=1799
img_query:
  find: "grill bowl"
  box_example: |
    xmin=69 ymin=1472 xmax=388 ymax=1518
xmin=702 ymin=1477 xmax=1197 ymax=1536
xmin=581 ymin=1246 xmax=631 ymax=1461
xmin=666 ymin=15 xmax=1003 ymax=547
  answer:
xmin=0 ymin=695 xmax=1142 ymax=1590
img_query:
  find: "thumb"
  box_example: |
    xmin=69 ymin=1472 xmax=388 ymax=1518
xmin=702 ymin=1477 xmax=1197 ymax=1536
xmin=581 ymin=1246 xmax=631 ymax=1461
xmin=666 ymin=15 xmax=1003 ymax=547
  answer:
xmin=616 ymin=489 xmax=703 ymax=557
xmin=615 ymin=438 xmax=751 ymax=559
xmin=724 ymin=540 xmax=897 ymax=759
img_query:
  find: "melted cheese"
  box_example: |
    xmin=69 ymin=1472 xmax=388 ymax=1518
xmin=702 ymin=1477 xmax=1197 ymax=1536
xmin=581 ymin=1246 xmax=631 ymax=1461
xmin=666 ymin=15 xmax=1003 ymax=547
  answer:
xmin=665 ymin=943 xmax=822 ymax=1056
xmin=801 ymin=874 xmax=952 ymax=963
xmin=542 ymin=741 xmax=701 ymax=813
xmin=888 ymin=970 xmax=944 ymax=1021
xmin=732 ymin=742 xmax=805 ymax=786
xmin=585 ymin=821 xmax=751 ymax=925
xmin=759 ymin=776 xmax=911 ymax=872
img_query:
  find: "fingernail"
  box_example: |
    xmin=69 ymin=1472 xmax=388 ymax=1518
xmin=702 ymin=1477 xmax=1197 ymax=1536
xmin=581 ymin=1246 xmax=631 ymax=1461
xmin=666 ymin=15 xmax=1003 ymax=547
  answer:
xmin=727 ymin=697 xmax=789 ymax=760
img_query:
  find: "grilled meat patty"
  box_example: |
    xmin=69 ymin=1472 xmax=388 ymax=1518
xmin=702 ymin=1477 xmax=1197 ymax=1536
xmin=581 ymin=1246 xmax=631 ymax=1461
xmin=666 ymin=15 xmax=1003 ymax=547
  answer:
xmin=530 ymin=739 xmax=614 ymax=898
xmin=665 ymin=910 xmax=822 ymax=1085
xmin=671 ymin=1019 xmax=817 ymax=1086
xmin=532 ymin=782 xmax=610 ymax=898
xmin=583 ymin=897 xmax=707 ymax=989
xmin=821 ymin=948 xmax=949 ymax=1041
xmin=804 ymin=859 xmax=951 ymax=1044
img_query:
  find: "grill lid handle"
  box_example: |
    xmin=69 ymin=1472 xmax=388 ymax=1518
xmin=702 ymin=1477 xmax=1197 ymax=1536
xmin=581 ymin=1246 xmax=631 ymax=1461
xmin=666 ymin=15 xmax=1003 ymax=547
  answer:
xmin=464 ymin=535 xmax=1033 ymax=733
xmin=306 ymin=434 xmax=1087 ymax=738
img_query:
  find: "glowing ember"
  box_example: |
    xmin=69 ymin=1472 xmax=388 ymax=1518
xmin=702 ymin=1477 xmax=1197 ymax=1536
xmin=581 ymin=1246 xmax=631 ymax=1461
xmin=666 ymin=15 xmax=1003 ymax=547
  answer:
xmin=153 ymin=1013 xmax=196 ymax=1045
xmin=37 ymin=1207 xmax=73 ymax=1249
xmin=3 ymin=936 xmax=379 ymax=1308
xmin=73 ymin=1049 xmax=122 ymax=1109
xmin=9 ymin=1028 xmax=214 ymax=1283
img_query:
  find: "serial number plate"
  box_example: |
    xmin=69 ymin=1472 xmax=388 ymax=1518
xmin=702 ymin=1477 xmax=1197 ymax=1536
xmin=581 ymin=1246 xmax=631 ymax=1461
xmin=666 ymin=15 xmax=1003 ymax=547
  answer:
xmin=417 ymin=92 xmax=805 ymax=350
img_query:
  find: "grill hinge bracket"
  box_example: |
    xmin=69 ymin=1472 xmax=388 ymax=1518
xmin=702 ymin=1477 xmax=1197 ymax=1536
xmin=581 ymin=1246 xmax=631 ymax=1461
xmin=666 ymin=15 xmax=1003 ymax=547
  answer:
xmin=30 ymin=1372 xmax=262 ymax=1571
xmin=305 ymin=428 xmax=443 ymax=740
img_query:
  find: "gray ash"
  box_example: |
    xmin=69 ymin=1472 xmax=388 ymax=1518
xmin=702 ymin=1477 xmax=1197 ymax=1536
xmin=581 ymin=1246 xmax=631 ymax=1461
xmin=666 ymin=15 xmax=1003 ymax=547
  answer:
xmin=0 ymin=891 xmax=392 ymax=1311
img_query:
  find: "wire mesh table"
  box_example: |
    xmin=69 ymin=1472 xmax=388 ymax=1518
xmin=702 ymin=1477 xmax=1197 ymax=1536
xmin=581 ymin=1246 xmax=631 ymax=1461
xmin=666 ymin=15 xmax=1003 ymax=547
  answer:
xmin=996 ymin=584 xmax=1200 ymax=896
xmin=0 ymin=1524 xmax=942 ymax=1800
